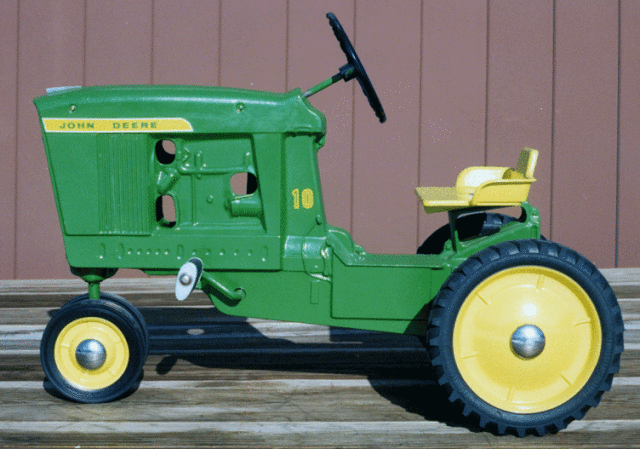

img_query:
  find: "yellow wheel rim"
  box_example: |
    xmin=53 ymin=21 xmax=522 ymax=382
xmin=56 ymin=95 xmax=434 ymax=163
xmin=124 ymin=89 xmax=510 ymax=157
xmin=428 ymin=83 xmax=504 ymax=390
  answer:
xmin=453 ymin=266 xmax=601 ymax=414
xmin=54 ymin=317 xmax=130 ymax=391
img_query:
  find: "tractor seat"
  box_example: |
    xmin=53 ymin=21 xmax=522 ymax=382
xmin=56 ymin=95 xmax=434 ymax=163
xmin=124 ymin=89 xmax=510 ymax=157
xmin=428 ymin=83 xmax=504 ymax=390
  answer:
xmin=415 ymin=148 xmax=538 ymax=214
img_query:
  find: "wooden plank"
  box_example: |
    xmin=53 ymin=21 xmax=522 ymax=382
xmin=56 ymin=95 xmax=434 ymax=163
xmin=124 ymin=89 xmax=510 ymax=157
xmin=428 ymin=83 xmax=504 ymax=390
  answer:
xmin=2 ymin=379 xmax=640 ymax=423
xmin=552 ymin=1 xmax=619 ymax=267
xmin=152 ymin=0 xmax=220 ymax=86
xmin=85 ymin=0 xmax=153 ymax=85
xmin=419 ymin=0 xmax=488 ymax=247
xmin=2 ymin=275 xmax=640 ymax=447
xmin=219 ymin=0 xmax=287 ymax=92
xmin=601 ymin=267 xmax=640 ymax=285
xmin=1 ymin=421 xmax=640 ymax=448
xmin=0 ymin=277 xmax=183 ymax=308
xmin=617 ymin=0 xmax=640 ymax=267
xmin=1 ymin=355 xmax=640 ymax=447
xmin=352 ymin=0 xmax=422 ymax=254
xmin=485 ymin=0 xmax=554 ymax=235
xmin=2 ymin=268 xmax=637 ymax=305
xmin=0 ymin=0 xmax=18 ymax=279
xmin=15 ymin=0 xmax=85 ymax=279
xmin=287 ymin=1 xmax=355 ymax=233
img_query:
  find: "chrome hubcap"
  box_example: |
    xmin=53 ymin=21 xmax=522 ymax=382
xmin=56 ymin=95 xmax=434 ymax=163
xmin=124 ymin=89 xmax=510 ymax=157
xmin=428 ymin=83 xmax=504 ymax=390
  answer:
xmin=75 ymin=339 xmax=107 ymax=370
xmin=511 ymin=324 xmax=545 ymax=359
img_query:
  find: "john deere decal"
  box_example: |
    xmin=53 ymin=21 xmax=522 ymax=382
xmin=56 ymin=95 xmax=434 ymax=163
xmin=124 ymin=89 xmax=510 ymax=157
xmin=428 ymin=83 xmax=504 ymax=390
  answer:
xmin=43 ymin=118 xmax=193 ymax=133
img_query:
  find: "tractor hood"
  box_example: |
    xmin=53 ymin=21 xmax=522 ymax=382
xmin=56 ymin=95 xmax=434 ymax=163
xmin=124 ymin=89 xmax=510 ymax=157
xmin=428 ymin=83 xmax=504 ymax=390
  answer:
xmin=34 ymin=85 xmax=326 ymax=137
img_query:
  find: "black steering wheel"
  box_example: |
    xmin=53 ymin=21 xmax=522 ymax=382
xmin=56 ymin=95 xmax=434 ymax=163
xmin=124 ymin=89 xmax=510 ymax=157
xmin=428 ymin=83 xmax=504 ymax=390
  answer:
xmin=327 ymin=13 xmax=386 ymax=123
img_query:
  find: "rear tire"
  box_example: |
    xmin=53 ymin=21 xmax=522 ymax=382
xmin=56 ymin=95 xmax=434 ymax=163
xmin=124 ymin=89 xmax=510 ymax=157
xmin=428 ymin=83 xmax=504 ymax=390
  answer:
xmin=426 ymin=239 xmax=623 ymax=436
xmin=41 ymin=297 xmax=147 ymax=403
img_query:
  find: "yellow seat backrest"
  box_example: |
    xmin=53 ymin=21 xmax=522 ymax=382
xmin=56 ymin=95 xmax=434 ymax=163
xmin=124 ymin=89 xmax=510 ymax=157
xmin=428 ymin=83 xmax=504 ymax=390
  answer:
xmin=514 ymin=147 xmax=538 ymax=179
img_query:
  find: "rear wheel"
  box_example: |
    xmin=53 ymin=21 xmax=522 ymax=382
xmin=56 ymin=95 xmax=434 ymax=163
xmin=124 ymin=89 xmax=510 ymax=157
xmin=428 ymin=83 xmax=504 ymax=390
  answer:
xmin=41 ymin=297 xmax=147 ymax=403
xmin=427 ymin=239 xmax=623 ymax=436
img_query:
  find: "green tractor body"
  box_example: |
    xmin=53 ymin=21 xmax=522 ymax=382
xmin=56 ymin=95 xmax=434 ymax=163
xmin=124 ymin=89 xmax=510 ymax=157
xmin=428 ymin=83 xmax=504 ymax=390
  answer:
xmin=33 ymin=13 xmax=621 ymax=437
xmin=34 ymin=84 xmax=539 ymax=335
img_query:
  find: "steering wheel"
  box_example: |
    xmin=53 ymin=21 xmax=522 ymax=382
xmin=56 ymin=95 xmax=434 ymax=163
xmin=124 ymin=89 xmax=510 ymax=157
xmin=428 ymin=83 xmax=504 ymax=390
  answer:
xmin=326 ymin=13 xmax=386 ymax=123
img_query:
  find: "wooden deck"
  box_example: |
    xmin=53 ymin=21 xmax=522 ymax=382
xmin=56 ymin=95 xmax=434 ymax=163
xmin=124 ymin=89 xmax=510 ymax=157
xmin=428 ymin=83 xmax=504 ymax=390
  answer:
xmin=1 ymin=270 xmax=640 ymax=448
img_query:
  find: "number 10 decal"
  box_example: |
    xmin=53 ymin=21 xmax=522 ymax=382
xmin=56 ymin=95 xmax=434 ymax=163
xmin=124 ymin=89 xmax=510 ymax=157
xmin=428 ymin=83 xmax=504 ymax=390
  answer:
xmin=292 ymin=188 xmax=314 ymax=209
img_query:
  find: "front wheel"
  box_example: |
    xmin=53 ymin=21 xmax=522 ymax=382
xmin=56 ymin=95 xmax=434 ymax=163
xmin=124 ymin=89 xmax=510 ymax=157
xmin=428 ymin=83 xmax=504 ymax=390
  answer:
xmin=41 ymin=297 xmax=147 ymax=403
xmin=427 ymin=239 xmax=623 ymax=436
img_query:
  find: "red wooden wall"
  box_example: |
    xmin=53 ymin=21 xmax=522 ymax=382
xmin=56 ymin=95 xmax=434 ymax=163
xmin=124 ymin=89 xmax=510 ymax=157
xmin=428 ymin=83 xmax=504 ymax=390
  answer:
xmin=1 ymin=0 xmax=638 ymax=279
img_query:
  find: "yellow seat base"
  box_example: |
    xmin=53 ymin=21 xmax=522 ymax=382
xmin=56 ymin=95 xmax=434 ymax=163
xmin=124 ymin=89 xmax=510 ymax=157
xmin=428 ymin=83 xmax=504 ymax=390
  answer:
xmin=416 ymin=148 xmax=538 ymax=214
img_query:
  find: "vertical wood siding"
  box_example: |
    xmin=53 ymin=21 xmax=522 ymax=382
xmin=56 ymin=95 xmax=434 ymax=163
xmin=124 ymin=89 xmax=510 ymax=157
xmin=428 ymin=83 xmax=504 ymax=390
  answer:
xmin=553 ymin=1 xmax=619 ymax=267
xmin=485 ymin=0 xmax=554 ymax=235
xmin=0 ymin=0 xmax=18 ymax=280
xmin=618 ymin=0 xmax=640 ymax=267
xmin=1 ymin=0 xmax=637 ymax=279
xmin=419 ymin=0 xmax=488 ymax=247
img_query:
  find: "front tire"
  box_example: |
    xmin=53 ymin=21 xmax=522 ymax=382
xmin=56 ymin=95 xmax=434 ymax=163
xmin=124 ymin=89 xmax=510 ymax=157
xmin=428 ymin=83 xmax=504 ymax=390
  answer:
xmin=66 ymin=292 xmax=149 ymax=358
xmin=41 ymin=297 xmax=147 ymax=403
xmin=427 ymin=239 xmax=623 ymax=436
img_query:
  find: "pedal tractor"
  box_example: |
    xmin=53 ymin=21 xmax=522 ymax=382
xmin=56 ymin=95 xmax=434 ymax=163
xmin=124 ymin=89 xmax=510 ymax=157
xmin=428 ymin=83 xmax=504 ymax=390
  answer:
xmin=34 ymin=13 xmax=623 ymax=437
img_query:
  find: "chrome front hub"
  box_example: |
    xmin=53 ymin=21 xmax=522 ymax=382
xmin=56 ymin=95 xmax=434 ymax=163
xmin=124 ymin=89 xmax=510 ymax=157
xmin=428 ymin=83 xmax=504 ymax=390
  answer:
xmin=511 ymin=324 xmax=545 ymax=359
xmin=75 ymin=339 xmax=107 ymax=370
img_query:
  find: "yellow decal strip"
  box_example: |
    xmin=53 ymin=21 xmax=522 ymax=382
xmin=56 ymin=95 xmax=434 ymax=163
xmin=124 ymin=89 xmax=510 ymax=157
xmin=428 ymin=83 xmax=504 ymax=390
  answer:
xmin=43 ymin=118 xmax=193 ymax=133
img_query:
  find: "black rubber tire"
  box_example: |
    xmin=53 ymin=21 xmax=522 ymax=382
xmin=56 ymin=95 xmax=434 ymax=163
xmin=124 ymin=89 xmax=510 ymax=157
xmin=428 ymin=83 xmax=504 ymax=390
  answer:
xmin=41 ymin=298 xmax=147 ymax=403
xmin=66 ymin=292 xmax=149 ymax=358
xmin=418 ymin=212 xmax=517 ymax=255
xmin=426 ymin=239 xmax=623 ymax=436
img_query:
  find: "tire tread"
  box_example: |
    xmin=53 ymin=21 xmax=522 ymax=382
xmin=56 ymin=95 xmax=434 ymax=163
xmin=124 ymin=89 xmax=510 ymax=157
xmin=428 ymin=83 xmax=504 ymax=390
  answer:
xmin=426 ymin=239 xmax=624 ymax=437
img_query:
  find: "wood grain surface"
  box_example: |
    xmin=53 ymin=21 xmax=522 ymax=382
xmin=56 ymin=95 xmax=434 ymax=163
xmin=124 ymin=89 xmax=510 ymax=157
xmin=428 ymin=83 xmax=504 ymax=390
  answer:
xmin=1 ymin=269 xmax=639 ymax=448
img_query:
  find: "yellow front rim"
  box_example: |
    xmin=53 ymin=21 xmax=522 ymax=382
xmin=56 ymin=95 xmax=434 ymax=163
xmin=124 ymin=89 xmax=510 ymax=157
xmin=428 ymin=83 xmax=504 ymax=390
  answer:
xmin=453 ymin=266 xmax=601 ymax=414
xmin=54 ymin=317 xmax=129 ymax=391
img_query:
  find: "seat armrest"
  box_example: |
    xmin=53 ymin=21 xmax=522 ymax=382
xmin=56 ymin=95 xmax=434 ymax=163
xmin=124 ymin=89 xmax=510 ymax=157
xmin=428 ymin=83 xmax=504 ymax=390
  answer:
xmin=470 ymin=177 xmax=536 ymax=205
